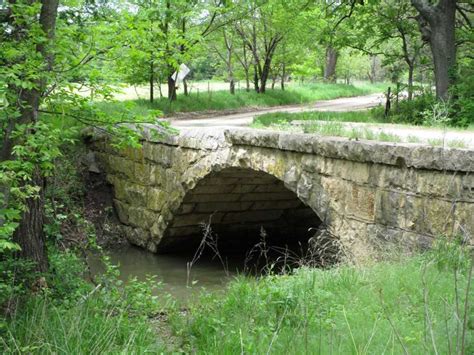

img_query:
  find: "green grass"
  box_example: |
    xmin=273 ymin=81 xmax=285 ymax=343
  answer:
xmin=2 ymin=295 xmax=165 ymax=353
xmin=1 ymin=251 xmax=169 ymax=353
xmin=173 ymin=245 xmax=473 ymax=354
xmin=3 ymin=242 xmax=472 ymax=354
xmin=97 ymin=82 xmax=388 ymax=117
xmin=264 ymin=120 xmax=404 ymax=143
xmin=253 ymin=110 xmax=378 ymax=127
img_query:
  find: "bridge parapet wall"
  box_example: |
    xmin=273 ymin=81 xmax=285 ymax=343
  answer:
xmin=86 ymin=127 xmax=474 ymax=261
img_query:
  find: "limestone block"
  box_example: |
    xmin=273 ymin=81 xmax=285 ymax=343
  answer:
xmin=301 ymin=155 xmax=325 ymax=173
xmin=192 ymin=184 xmax=236 ymax=194
xmin=240 ymin=191 xmax=296 ymax=201
xmin=461 ymin=174 xmax=474 ymax=201
xmin=375 ymin=191 xmax=431 ymax=233
xmin=185 ymin=193 xmax=241 ymax=203
xmin=127 ymin=207 xmax=158 ymax=229
xmin=194 ymin=201 xmax=253 ymax=213
xmin=110 ymin=177 xmax=128 ymax=201
xmin=176 ymin=203 xmax=195 ymax=214
xmin=204 ymin=176 xmax=240 ymax=185
xmin=120 ymin=225 xmax=150 ymax=248
xmin=251 ymin=200 xmax=301 ymax=210
xmin=413 ymin=170 xmax=463 ymax=198
xmin=143 ymin=143 xmax=174 ymax=167
xmin=149 ymin=165 xmax=166 ymax=186
xmin=375 ymin=190 xmax=409 ymax=228
xmin=123 ymin=146 xmax=144 ymax=162
xmin=422 ymin=199 xmax=460 ymax=236
xmin=108 ymin=155 xmax=134 ymax=179
xmin=453 ymin=202 xmax=474 ymax=239
xmin=253 ymin=184 xmax=287 ymax=193
xmin=147 ymin=188 xmax=167 ymax=211
xmin=346 ymin=184 xmax=375 ymax=222
xmin=283 ymin=166 xmax=299 ymax=191
xmin=371 ymin=165 xmax=411 ymax=191
xmin=222 ymin=210 xmax=283 ymax=223
xmin=296 ymin=172 xmax=313 ymax=200
xmin=133 ymin=162 xmax=152 ymax=185
xmin=317 ymin=158 xmax=371 ymax=185
xmin=150 ymin=215 xmax=167 ymax=238
xmin=320 ymin=176 xmax=349 ymax=212
xmin=113 ymin=199 xmax=130 ymax=225
xmin=125 ymin=184 xmax=147 ymax=206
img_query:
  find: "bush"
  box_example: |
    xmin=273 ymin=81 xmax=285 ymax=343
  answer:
xmin=1 ymin=250 xmax=167 ymax=353
xmin=450 ymin=62 xmax=474 ymax=128
xmin=371 ymin=93 xmax=437 ymax=125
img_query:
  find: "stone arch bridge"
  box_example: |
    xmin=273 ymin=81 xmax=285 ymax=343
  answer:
xmin=86 ymin=127 xmax=474 ymax=262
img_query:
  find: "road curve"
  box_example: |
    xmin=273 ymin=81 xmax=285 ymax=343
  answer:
xmin=170 ymin=93 xmax=384 ymax=128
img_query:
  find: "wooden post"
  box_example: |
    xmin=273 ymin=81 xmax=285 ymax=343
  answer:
xmin=384 ymin=86 xmax=391 ymax=118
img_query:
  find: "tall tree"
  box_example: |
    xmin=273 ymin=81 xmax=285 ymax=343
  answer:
xmin=348 ymin=0 xmax=424 ymax=100
xmin=1 ymin=0 xmax=60 ymax=272
xmin=324 ymin=46 xmax=338 ymax=82
xmin=210 ymin=28 xmax=236 ymax=94
xmin=410 ymin=0 xmax=457 ymax=100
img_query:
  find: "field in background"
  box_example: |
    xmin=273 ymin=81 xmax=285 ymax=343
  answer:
xmin=96 ymin=81 xmax=389 ymax=117
xmin=107 ymin=80 xmax=387 ymax=102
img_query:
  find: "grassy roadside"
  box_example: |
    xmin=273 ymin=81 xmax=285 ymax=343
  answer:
xmin=252 ymin=111 xmax=471 ymax=148
xmin=2 ymin=240 xmax=472 ymax=353
xmin=96 ymin=82 xmax=388 ymax=117
xmin=253 ymin=110 xmax=379 ymax=127
xmin=172 ymin=242 xmax=473 ymax=354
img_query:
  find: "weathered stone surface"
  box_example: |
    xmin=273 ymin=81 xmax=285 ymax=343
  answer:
xmin=86 ymin=126 xmax=474 ymax=262
xmin=147 ymin=188 xmax=167 ymax=211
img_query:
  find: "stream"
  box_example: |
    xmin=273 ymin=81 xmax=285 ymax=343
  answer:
xmin=88 ymin=244 xmax=241 ymax=302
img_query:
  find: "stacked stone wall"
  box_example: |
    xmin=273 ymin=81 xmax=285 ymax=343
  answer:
xmin=86 ymin=127 xmax=474 ymax=261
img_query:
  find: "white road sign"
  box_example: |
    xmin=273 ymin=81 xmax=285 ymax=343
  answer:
xmin=172 ymin=64 xmax=191 ymax=86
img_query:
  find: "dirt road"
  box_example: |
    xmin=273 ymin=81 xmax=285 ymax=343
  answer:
xmin=170 ymin=93 xmax=384 ymax=128
xmin=169 ymin=94 xmax=474 ymax=149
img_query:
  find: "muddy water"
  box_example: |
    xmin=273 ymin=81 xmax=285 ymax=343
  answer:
xmin=88 ymin=244 xmax=244 ymax=302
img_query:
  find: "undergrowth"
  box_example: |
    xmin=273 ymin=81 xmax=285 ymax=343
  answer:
xmin=0 ymin=252 xmax=168 ymax=353
xmin=173 ymin=238 xmax=473 ymax=354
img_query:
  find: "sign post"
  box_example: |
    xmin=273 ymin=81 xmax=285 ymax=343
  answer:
xmin=171 ymin=64 xmax=191 ymax=89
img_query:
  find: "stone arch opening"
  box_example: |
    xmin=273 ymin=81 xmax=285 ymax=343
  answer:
xmin=158 ymin=167 xmax=323 ymax=259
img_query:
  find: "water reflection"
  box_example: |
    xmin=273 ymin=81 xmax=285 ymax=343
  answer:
xmin=88 ymin=244 xmax=239 ymax=302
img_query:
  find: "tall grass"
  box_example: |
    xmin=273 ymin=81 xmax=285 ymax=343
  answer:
xmin=97 ymin=82 xmax=388 ymax=117
xmin=253 ymin=110 xmax=378 ymax=127
xmin=173 ymin=240 xmax=473 ymax=354
xmin=1 ymin=252 xmax=169 ymax=354
xmin=2 ymin=295 xmax=164 ymax=354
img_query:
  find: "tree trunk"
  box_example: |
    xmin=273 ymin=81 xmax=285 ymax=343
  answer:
xmin=281 ymin=63 xmax=286 ymax=90
xmin=229 ymin=79 xmax=235 ymax=95
xmin=430 ymin=13 xmax=456 ymax=100
xmin=324 ymin=47 xmax=338 ymax=82
xmin=168 ymin=74 xmax=177 ymax=101
xmin=369 ymin=56 xmax=377 ymax=83
xmin=149 ymin=60 xmax=154 ymax=103
xmin=245 ymin=69 xmax=250 ymax=92
xmin=385 ymin=86 xmax=391 ymax=117
xmin=408 ymin=64 xmax=414 ymax=100
xmin=253 ymin=64 xmax=260 ymax=93
xmin=411 ymin=0 xmax=456 ymax=101
xmin=5 ymin=0 xmax=60 ymax=273
xmin=271 ymin=72 xmax=277 ymax=89
xmin=183 ymin=79 xmax=188 ymax=96
xmin=14 ymin=169 xmax=48 ymax=273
